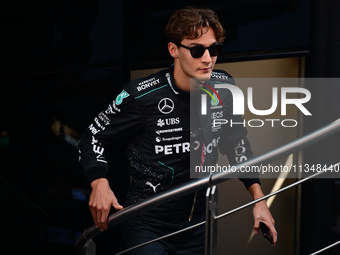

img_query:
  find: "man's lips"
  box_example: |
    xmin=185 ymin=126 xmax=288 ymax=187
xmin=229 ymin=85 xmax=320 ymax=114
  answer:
xmin=198 ymin=67 xmax=212 ymax=72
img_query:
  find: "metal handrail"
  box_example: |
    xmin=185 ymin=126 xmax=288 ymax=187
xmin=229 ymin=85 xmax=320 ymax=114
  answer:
xmin=310 ymin=239 xmax=340 ymax=255
xmin=216 ymin=162 xmax=340 ymax=220
xmin=75 ymin=119 xmax=340 ymax=255
xmin=106 ymin=163 xmax=340 ymax=255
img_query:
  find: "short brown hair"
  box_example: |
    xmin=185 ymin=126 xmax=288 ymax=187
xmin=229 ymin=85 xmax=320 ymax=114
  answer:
xmin=165 ymin=6 xmax=225 ymax=44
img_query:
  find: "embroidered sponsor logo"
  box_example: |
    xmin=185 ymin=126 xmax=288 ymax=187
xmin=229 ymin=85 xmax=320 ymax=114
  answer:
xmin=116 ymin=90 xmax=129 ymax=105
xmin=155 ymin=127 xmax=183 ymax=135
xmin=98 ymin=112 xmax=111 ymax=126
xmin=166 ymin=73 xmax=179 ymax=95
xmin=157 ymin=117 xmax=180 ymax=127
xmin=211 ymin=72 xmax=229 ymax=80
xmin=199 ymin=83 xmax=223 ymax=115
xmin=89 ymin=123 xmax=100 ymax=135
xmin=155 ymin=142 xmax=190 ymax=155
xmin=158 ymin=98 xmax=174 ymax=114
xmin=137 ymin=78 xmax=160 ymax=91
xmin=155 ymin=136 xmax=183 ymax=142
xmin=91 ymin=136 xmax=106 ymax=163
xmin=105 ymin=101 xmax=121 ymax=114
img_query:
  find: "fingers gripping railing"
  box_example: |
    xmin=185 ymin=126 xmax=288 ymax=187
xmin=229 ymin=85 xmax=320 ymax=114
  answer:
xmin=75 ymin=119 xmax=340 ymax=255
xmin=75 ymin=177 xmax=212 ymax=255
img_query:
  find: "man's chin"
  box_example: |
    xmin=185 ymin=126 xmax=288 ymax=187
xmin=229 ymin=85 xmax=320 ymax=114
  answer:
xmin=195 ymin=72 xmax=212 ymax=80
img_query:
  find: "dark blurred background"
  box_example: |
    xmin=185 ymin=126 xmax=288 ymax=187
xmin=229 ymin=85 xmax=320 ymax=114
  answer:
xmin=1 ymin=0 xmax=340 ymax=254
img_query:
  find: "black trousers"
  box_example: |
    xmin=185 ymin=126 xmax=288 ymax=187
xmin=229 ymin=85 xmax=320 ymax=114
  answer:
xmin=120 ymin=212 xmax=206 ymax=255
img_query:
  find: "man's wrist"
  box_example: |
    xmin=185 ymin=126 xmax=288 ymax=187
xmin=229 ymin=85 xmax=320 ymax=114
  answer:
xmin=91 ymin=178 xmax=109 ymax=188
xmin=248 ymin=183 xmax=265 ymax=200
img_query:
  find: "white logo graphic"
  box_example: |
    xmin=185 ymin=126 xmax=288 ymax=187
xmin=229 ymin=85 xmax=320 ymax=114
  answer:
xmin=157 ymin=119 xmax=165 ymax=127
xmin=146 ymin=181 xmax=160 ymax=193
xmin=137 ymin=78 xmax=159 ymax=91
xmin=155 ymin=142 xmax=190 ymax=155
xmin=166 ymin=73 xmax=179 ymax=95
xmin=155 ymin=127 xmax=183 ymax=135
xmin=158 ymin=98 xmax=174 ymax=114
xmin=91 ymin=136 xmax=106 ymax=163
xmin=157 ymin=117 xmax=180 ymax=127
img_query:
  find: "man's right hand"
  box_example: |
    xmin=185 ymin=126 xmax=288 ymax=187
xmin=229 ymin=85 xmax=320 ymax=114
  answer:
xmin=89 ymin=178 xmax=123 ymax=231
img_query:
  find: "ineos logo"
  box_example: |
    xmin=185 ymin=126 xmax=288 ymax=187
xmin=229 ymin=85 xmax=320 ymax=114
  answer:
xmin=158 ymin=98 xmax=174 ymax=114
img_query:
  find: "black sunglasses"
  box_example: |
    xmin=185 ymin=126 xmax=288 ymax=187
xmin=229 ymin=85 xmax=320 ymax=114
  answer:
xmin=176 ymin=43 xmax=223 ymax=58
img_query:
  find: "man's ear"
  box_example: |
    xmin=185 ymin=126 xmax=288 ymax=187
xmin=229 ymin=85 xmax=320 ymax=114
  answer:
xmin=168 ymin=42 xmax=178 ymax=58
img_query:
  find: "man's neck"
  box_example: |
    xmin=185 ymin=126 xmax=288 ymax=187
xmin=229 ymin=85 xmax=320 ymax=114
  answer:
xmin=173 ymin=64 xmax=191 ymax=92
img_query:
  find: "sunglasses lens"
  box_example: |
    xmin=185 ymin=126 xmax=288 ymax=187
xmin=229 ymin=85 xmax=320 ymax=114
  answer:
xmin=209 ymin=45 xmax=222 ymax=56
xmin=190 ymin=47 xmax=205 ymax=58
xmin=190 ymin=45 xmax=222 ymax=58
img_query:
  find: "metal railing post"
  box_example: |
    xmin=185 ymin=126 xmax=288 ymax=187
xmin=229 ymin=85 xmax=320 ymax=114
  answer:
xmin=205 ymin=185 xmax=218 ymax=255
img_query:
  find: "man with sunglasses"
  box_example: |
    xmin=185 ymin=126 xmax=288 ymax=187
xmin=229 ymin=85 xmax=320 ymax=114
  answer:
xmin=79 ymin=6 xmax=277 ymax=254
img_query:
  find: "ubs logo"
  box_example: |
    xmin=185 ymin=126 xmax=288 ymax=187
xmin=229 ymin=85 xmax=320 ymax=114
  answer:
xmin=158 ymin=98 xmax=174 ymax=114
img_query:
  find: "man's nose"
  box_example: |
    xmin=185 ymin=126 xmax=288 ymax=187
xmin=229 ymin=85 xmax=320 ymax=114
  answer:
xmin=201 ymin=48 xmax=212 ymax=62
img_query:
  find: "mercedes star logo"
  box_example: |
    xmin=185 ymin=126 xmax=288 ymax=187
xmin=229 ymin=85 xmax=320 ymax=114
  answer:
xmin=158 ymin=98 xmax=174 ymax=114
